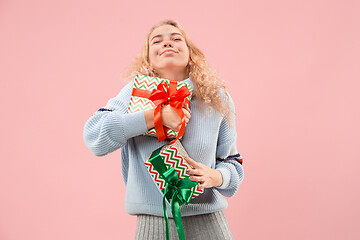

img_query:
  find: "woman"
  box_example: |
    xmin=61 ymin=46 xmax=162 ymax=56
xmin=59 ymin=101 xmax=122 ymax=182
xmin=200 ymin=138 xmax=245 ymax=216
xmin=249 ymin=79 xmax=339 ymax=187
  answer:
xmin=83 ymin=19 xmax=244 ymax=240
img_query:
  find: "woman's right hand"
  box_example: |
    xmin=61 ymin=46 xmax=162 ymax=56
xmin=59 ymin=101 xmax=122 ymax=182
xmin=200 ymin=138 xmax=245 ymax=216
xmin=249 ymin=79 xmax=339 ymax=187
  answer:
xmin=161 ymin=103 xmax=191 ymax=132
xmin=144 ymin=103 xmax=191 ymax=131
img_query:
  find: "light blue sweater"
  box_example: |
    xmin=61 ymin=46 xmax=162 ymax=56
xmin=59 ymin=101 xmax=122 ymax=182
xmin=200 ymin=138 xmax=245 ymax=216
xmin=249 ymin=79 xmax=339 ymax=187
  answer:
xmin=82 ymin=76 xmax=244 ymax=218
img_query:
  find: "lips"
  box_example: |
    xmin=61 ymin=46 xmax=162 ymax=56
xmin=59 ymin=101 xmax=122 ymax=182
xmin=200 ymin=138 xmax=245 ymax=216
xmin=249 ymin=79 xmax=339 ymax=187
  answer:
xmin=161 ymin=49 xmax=177 ymax=55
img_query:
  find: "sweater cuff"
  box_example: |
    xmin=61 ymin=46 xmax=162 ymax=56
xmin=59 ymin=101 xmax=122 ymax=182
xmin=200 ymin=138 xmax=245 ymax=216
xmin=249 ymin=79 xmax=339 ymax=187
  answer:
xmin=215 ymin=166 xmax=231 ymax=189
xmin=121 ymin=111 xmax=149 ymax=139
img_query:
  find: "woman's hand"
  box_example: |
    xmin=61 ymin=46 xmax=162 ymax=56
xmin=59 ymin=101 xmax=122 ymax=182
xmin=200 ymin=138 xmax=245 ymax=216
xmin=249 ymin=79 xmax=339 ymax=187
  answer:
xmin=184 ymin=156 xmax=223 ymax=190
xmin=161 ymin=103 xmax=191 ymax=132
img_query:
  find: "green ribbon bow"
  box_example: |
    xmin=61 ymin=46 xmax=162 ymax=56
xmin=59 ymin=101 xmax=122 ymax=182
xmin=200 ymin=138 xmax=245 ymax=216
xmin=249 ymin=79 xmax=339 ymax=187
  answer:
xmin=149 ymin=147 xmax=199 ymax=240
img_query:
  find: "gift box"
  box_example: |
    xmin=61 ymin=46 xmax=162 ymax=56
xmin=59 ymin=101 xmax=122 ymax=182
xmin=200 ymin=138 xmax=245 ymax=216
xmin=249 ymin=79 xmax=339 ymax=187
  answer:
xmin=144 ymin=139 xmax=204 ymax=240
xmin=144 ymin=139 xmax=204 ymax=205
xmin=126 ymin=74 xmax=193 ymax=142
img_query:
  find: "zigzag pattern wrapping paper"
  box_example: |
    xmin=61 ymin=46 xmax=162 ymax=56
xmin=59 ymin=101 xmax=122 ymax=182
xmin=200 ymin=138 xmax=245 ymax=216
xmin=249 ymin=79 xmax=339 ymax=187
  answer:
xmin=144 ymin=140 xmax=204 ymax=204
xmin=126 ymin=74 xmax=193 ymax=139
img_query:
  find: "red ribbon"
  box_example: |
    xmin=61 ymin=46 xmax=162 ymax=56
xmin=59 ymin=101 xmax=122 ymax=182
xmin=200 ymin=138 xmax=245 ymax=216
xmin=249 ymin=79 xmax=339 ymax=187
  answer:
xmin=132 ymin=80 xmax=191 ymax=142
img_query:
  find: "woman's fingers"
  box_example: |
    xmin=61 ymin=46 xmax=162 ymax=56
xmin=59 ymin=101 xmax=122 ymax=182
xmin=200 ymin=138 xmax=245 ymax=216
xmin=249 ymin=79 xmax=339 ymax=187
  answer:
xmin=186 ymin=168 xmax=198 ymax=175
xmin=184 ymin=156 xmax=200 ymax=169
xmin=182 ymin=108 xmax=191 ymax=119
xmin=189 ymin=175 xmax=203 ymax=183
xmin=160 ymin=104 xmax=191 ymax=131
xmin=183 ymin=102 xmax=191 ymax=113
xmin=161 ymin=105 xmax=186 ymax=131
xmin=174 ymin=123 xmax=181 ymax=132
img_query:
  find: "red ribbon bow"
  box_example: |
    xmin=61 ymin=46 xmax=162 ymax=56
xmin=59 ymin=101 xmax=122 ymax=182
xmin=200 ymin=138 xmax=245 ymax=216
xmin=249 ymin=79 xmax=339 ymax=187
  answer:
xmin=148 ymin=81 xmax=191 ymax=142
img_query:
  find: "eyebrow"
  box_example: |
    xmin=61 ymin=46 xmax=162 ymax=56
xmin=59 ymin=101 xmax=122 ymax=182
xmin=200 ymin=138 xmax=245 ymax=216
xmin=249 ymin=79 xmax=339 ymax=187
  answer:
xmin=150 ymin=32 xmax=183 ymax=42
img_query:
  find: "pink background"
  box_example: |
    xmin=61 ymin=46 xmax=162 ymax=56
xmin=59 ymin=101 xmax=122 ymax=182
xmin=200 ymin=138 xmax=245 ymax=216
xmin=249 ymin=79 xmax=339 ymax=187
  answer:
xmin=1 ymin=0 xmax=359 ymax=239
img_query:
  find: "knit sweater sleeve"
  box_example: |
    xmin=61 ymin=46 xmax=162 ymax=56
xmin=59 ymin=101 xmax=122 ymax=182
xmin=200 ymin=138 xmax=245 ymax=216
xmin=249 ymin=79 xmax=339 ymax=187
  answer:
xmin=214 ymin=92 xmax=245 ymax=197
xmin=83 ymin=79 xmax=149 ymax=156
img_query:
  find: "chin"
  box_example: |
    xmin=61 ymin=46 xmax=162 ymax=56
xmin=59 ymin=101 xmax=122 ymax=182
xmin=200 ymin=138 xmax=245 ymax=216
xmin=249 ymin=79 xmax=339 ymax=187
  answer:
xmin=162 ymin=60 xmax=187 ymax=67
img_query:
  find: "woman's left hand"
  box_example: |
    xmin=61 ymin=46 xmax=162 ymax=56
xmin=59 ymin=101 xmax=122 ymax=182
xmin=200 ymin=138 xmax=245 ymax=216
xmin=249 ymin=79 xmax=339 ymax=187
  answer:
xmin=184 ymin=156 xmax=223 ymax=190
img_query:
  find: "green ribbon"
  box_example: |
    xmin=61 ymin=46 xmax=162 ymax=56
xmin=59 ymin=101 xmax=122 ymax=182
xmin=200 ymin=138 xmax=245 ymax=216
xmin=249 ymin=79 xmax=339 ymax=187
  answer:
xmin=149 ymin=147 xmax=199 ymax=240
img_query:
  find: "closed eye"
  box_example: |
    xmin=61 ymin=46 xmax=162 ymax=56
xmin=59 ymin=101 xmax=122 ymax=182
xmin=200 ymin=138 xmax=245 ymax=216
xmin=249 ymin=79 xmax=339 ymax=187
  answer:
xmin=153 ymin=38 xmax=182 ymax=44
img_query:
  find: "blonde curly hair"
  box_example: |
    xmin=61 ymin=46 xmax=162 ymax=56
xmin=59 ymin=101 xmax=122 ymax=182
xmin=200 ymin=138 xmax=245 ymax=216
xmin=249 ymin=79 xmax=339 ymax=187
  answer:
xmin=121 ymin=19 xmax=232 ymax=124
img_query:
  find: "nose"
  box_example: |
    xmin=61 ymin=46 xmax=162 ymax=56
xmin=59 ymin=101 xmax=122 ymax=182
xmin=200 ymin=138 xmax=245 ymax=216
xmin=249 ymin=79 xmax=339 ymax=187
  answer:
xmin=163 ymin=41 xmax=173 ymax=48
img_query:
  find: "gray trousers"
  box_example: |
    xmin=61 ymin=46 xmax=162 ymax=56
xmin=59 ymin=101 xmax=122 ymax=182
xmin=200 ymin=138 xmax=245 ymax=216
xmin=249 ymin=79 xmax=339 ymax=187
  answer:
xmin=135 ymin=210 xmax=234 ymax=240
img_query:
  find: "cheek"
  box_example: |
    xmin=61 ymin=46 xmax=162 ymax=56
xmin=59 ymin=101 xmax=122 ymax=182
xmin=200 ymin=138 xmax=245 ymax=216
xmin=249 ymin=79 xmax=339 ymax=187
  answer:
xmin=149 ymin=47 xmax=156 ymax=56
xmin=179 ymin=46 xmax=190 ymax=59
xmin=179 ymin=43 xmax=189 ymax=53
xmin=148 ymin=47 xmax=159 ymax=63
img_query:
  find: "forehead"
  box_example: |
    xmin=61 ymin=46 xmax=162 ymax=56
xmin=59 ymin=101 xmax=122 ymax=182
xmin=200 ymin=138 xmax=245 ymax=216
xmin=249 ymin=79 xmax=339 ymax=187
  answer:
xmin=149 ymin=25 xmax=182 ymax=40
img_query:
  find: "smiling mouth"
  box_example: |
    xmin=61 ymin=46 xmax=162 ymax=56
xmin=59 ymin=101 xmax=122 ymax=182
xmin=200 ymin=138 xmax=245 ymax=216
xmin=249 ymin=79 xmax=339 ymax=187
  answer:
xmin=161 ymin=50 xmax=177 ymax=55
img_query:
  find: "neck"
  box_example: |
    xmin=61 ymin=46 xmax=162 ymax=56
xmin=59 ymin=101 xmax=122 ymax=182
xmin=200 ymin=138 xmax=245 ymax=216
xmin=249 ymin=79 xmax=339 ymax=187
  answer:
xmin=156 ymin=68 xmax=189 ymax=82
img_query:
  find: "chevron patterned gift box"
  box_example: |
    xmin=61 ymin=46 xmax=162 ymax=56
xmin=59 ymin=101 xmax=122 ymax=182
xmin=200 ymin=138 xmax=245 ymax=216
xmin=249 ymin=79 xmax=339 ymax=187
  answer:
xmin=126 ymin=74 xmax=193 ymax=141
xmin=144 ymin=139 xmax=204 ymax=205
